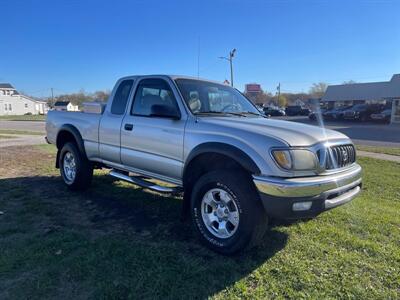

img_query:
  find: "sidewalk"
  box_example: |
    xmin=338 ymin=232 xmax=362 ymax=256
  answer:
xmin=357 ymin=150 xmax=400 ymax=163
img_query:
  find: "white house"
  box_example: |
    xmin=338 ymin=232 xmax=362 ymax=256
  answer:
xmin=53 ymin=101 xmax=80 ymax=111
xmin=0 ymin=83 xmax=48 ymax=116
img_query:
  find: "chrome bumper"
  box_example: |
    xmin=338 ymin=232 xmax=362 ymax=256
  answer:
xmin=253 ymin=164 xmax=362 ymax=219
xmin=253 ymin=164 xmax=362 ymax=198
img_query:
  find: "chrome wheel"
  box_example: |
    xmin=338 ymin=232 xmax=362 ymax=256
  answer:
xmin=63 ymin=152 xmax=76 ymax=183
xmin=201 ymin=188 xmax=240 ymax=239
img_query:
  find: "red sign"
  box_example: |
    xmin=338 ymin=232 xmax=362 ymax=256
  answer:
xmin=245 ymin=84 xmax=261 ymax=93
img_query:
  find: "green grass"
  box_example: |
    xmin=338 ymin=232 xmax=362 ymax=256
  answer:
xmin=0 ymin=146 xmax=399 ymax=299
xmin=356 ymin=145 xmax=400 ymax=156
xmin=0 ymin=129 xmax=44 ymax=136
xmin=0 ymin=114 xmax=45 ymax=121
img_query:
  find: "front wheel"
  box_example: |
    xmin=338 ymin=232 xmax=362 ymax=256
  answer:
xmin=59 ymin=142 xmax=93 ymax=190
xmin=190 ymin=170 xmax=268 ymax=254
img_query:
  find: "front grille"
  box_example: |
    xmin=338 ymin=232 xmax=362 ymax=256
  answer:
xmin=325 ymin=144 xmax=356 ymax=170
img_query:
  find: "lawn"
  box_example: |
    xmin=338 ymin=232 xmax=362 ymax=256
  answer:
xmin=0 ymin=114 xmax=46 ymax=121
xmin=356 ymin=145 xmax=400 ymax=156
xmin=0 ymin=145 xmax=399 ymax=299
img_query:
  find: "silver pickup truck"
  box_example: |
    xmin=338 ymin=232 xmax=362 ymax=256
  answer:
xmin=46 ymin=75 xmax=362 ymax=254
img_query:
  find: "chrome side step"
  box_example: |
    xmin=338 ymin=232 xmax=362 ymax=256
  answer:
xmin=109 ymin=169 xmax=183 ymax=194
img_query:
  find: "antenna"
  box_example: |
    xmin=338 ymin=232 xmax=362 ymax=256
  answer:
xmin=197 ymin=37 xmax=200 ymax=78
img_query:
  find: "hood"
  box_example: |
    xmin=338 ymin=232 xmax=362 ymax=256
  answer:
xmin=198 ymin=116 xmax=349 ymax=147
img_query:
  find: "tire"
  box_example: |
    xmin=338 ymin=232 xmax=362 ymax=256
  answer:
xmin=190 ymin=170 xmax=268 ymax=254
xmin=59 ymin=142 xmax=93 ymax=191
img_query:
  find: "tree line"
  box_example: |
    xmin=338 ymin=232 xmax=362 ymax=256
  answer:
xmin=244 ymin=82 xmax=329 ymax=107
xmin=45 ymin=89 xmax=110 ymax=108
xmin=38 ymin=80 xmax=353 ymax=108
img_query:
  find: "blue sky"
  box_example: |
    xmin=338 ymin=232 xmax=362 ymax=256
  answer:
xmin=1 ymin=0 xmax=399 ymax=97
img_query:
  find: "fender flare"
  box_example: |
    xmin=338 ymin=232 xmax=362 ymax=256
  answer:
xmin=180 ymin=142 xmax=261 ymax=221
xmin=183 ymin=142 xmax=261 ymax=179
xmin=55 ymin=124 xmax=87 ymax=168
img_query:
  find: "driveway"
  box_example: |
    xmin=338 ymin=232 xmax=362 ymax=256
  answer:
xmin=277 ymin=116 xmax=400 ymax=147
xmin=0 ymin=120 xmax=45 ymax=133
xmin=0 ymin=135 xmax=45 ymax=148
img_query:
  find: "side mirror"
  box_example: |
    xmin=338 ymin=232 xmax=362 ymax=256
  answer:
xmin=150 ymin=104 xmax=181 ymax=120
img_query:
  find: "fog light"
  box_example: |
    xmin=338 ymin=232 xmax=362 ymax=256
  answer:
xmin=292 ymin=201 xmax=312 ymax=211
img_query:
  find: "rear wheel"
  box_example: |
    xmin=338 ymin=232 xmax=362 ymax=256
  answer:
xmin=190 ymin=170 xmax=268 ymax=254
xmin=59 ymin=142 xmax=93 ymax=190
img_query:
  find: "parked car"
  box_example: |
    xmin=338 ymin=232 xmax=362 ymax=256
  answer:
xmin=371 ymin=109 xmax=392 ymax=123
xmin=285 ymin=105 xmax=303 ymax=116
xmin=323 ymin=106 xmax=351 ymax=120
xmin=46 ymin=75 xmax=362 ymax=254
xmin=263 ymin=106 xmax=286 ymax=116
xmin=342 ymin=104 xmax=382 ymax=121
xmin=308 ymin=108 xmax=326 ymax=121
xmin=255 ymin=105 xmax=264 ymax=113
xmin=299 ymin=107 xmax=311 ymax=116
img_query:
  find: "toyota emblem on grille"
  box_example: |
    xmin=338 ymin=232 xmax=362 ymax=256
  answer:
xmin=342 ymin=149 xmax=348 ymax=162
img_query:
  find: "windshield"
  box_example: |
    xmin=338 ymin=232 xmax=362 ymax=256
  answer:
xmin=352 ymin=104 xmax=367 ymax=110
xmin=175 ymin=79 xmax=261 ymax=116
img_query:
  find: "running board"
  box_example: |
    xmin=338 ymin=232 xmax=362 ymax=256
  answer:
xmin=109 ymin=169 xmax=182 ymax=194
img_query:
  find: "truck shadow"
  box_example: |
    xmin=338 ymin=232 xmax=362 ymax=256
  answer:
xmin=0 ymin=174 xmax=288 ymax=298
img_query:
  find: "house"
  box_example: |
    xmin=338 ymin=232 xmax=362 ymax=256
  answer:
xmin=0 ymin=83 xmax=48 ymax=116
xmin=322 ymin=74 xmax=400 ymax=124
xmin=53 ymin=101 xmax=80 ymax=111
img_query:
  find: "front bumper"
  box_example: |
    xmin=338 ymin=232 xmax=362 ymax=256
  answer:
xmin=253 ymin=164 xmax=362 ymax=219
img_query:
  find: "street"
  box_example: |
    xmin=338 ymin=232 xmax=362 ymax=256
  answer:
xmin=0 ymin=120 xmax=45 ymax=133
xmin=275 ymin=116 xmax=400 ymax=147
xmin=1 ymin=118 xmax=399 ymax=147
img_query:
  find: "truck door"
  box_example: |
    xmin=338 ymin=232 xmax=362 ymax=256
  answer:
xmin=99 ymin=79 xmax=134 ymax=164
xmin=120 ymin=78 xmax=186 ymax=182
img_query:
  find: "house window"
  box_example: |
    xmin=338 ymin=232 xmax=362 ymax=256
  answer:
xmin=8 ymin=104 xmax=12 ymax=111
xmin=4 ymin=104 xmax=7 ymax=111
xmin=25 ymin=103 xmax=28 ymax=108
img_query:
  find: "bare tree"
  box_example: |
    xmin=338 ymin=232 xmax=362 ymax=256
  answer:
xmin=342 ymin=80 xmax=356 ymax=85
xmin=46 ymin=89 xmax=110 ymax=108
xmin=244 ymin=90 xmax=270 ymax=105
xmin=93 ymin=90 xmax=110 ymax=101
xmin=309 ymin=82 xmax=328 ymax=98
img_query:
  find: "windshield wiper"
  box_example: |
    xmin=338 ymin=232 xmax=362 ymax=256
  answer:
xmin=195 ymin=111 xmax=247 ymax=117
xmin=240 ymin=111 xmax=262 ymax=116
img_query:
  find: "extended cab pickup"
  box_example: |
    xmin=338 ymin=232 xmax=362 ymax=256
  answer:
xmin=46 ymin=75 xmax=362 ymax=254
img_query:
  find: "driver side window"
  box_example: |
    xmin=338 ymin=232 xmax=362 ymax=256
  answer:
xmin=131 ymin=79 xmax=179 ymax=117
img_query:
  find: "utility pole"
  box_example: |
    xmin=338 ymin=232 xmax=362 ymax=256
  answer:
xmin=51 ymin=88 xmax=54 ymax=103
xmin=197 ymin=37 xmax=200 ymax=79
xmin=277 ymin=83 xmax=281 ymax=106
xmin=219 ymin=48 xmax=236 ymax=87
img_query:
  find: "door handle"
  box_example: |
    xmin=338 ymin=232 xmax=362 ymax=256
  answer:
xmin=124 ymin=123 xmax=133 ymax=131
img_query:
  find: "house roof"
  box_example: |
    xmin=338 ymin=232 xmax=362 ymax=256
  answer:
xmin=322 ymin=74 xmax=400 ymax=102
xmin=0 ymin=83 xmax=15 ymax=89
xmin=54 ymin=101 xmax=71 ymax=106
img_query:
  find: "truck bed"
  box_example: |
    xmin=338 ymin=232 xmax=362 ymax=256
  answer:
xmin=46 ymin=110 xmax=102 ymax=151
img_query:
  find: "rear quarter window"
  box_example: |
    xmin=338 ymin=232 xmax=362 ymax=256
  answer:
xmin=111 ymin=80 xmax=134 ymax=115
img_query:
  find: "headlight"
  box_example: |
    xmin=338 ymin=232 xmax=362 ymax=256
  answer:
xmin=272 ymin=149 xmax=317 ymax=171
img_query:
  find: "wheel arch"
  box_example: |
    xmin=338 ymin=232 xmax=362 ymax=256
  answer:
xmin=55 ymin=124 xmax=87 ymax=168
xmin=181 ymin=142 xmax=261 ymax=220
xmin=183 ymin=142 xmax=261 ymax=179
